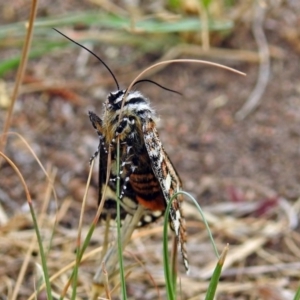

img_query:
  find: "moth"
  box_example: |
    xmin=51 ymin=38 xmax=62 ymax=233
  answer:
xmin=52 ymin=28 xmax=189 ymax=271
xmin=89 ymin=88 xmax=189 ymax=272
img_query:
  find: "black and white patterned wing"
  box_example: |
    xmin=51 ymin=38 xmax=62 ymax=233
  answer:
xmin=142 ymin=117 xmax=189 ymax=272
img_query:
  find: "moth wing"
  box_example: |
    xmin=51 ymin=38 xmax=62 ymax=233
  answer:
xmin=89 ymin=111 xmax=107 ymax=204
xmin=89 ymin=111 xmax=138 ymax=223
xmin=142 ymin=118 xmax=189 ymax=271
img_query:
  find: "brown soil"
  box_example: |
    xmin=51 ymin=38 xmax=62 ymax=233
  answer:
xmin=1 ymin=1 xmax=300 ymax=299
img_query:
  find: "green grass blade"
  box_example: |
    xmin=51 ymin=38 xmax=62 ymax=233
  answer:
xmin=116 ymin=139 xmax=127 ymax=300
xmin=135 ymin=18 xmax=232 ymax=33
xmin=205 ymin=245 xmax=228 ymax=300
xmin=58 ymin=223 xmax=96 ymax=300
xmin=28 ymin=203 xmax=53 ymax=300
xmin=168 ymin=0 xmax=181 ymax=9
xmin=201 ymin=0 xmax=213 ymax=9
xmin=0 ymin=12 xmax=101 ymax=37
xmin=179 ymin=191 xmax=219 ymax=259
xmin=293 ymin=286 xmax=300 ymax=300
xmin=0 ymin=42 xmax=68 ymax=76
xmin=70 ymin=225 xmax=97 ymax=299
xmin=0 ymin=11 xmax=233 ymax=39
xmin=163 ymin=196 xmax=177 ymax=300
xmin=163 ymin=190 xmax=221 ymax=300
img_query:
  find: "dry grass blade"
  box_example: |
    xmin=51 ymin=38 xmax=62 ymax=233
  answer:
xmin=0 ymin=0 xmax=38 ymax=156
xmin=121 ymin=59 xmax=246 ymax=112
xmin=0 ymin=152 xmax=32 ymax=205
xmin=0 ymin=152 xmax=57 ymax=299
xmin=92 ymin=205 xmax=145 ymax=299
xmin=5 ymin=132 xmax=58 ymax=201
xmin=0 ymin=152 xmax=32 ymax=300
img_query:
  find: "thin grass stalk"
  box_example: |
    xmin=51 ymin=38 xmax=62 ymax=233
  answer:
xmin=59 ymin=222 xmax=98 ymax=300
xmin=95 ymin=144 xmax=112 ymax=224
xmin=35 ymin=167 xmax=57 ymax=294
xmin=27 ymin=169 xmax=57 ymax=300
xmin=71 ymin=257 xmax=79 ymax=300
xmin=28 ymin=195 xmax=53 ymax=300
xmin=0 ymin=152 xmax=53 ymax=300
xmin=5 ymin=132 xmax=58 ymax=201
xmin=29 ymin=246 xmax=103 ymax=300
xmin=163 ymin=194 xmax=178 ymax=300
xmin=70 ymin=159 xmax=95 ymax=299
xmin=294 ymin=287 xmax=300 ymax=300
xmin=1 ymin=133 xmax=58 ymax=300
xmin=116 ymin=138 xmax=127 ymax=299
xmin=163 ymin=190 xmax=221 ymax=299
xmin=171 ymin=236 xmax=178 ymax=293
xmin=179 ymin=191 xmax=219 ymax=258
xmin=91 ymin=178 xmax=145 ymax=295
xmin=101 ymin=216 xmax=112 ymax=262
xmin=59 ymin=161 xmax=95 ymax=299
xmin=0 ymin=0 xmax=38 ymax=155
xmin=121 ymin=59 xmax=246 ymax=112
xmin=102 ymin=262 xmax=111 ymax=300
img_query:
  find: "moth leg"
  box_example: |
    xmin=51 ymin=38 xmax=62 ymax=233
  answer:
xmin=88 ymin=111 xmax=106 ymax=163
xmin=90 ymin=143 xmax=100 ymax=164
xmin=119 ymin=145 xmax=137 ymax=199
xmin=111 ymin=117 xmax=138 ymax=198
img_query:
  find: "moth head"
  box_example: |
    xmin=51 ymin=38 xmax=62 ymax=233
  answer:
xmin=106 ymin=90 xmax=125 ymax=111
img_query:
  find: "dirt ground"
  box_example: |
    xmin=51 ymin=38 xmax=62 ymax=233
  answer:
xmin=1 ymin=1 xmax=300 ymax=299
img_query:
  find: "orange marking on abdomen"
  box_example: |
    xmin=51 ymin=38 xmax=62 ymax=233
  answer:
xmin=136 ymin=194 xmax=165 ymax=211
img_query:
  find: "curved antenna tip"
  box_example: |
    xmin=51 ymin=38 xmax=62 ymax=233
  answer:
xmin=53 ymin=28 xmax=120 ymax=90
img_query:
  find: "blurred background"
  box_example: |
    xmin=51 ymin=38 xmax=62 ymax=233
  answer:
xmin=0 ymin=0 xmax=300 ymax=299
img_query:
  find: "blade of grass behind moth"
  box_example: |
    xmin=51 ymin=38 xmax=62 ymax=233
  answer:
xmin=92 ymin=208 xmax=144 ymax=298
xmin=163 ymin=190 xmax=220 ymax=300
xmin=116 ymin=137 xmax=128 ymax=300
xmin=102 ymin=262 xmax=112 ymax=300
xmin=171 ymin=236 xmax=178 ymax=292
xmin=95 ymin=140 xmax=112 ymax=225
xmin=205 ymin=245 xmax=229 ymax=300
xmin=0 ymin=152 xmax=53 ymax=300
xmin=180 ymin=191 xmax=219 ymax=259
xmin=101 ymin=215 xmax=112 ymax=262
xmin=163 ymin=194 xmax=177 ymax=300
xmin=293 ymin=286 xmax=300 ymax=300
xmin=92 ymin=146 xmax=119 ymax=296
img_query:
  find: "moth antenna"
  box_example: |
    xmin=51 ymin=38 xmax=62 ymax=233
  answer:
xmin=133 ymin=79 xmax=182 ymax=96
xmin=53 ymin=28 xmax=120 ymax=90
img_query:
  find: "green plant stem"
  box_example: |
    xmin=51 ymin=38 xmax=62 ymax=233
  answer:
xmin=116 ymin=138 xmax=127 ymax=300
